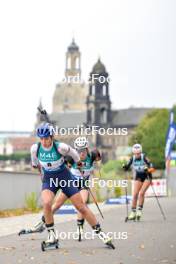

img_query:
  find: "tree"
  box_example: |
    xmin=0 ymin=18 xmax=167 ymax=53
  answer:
xmin=129 ymin=109 xmax=169 ymax=169
xmin=172 ymin=104 xmax=176 ymax=123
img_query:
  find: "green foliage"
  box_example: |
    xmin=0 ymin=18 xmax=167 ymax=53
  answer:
xmin=129 ymin=109 xmax=169 ymax=169
xmin=172 ymin=104 xmax=176 ymax=123
xmin=0 ymin=152 xmax=30 ymax=162
xmin=101 ymin=160 xmax=124 ymax=178
xmin=114 ymin=186 xmax=122 ymax=197
xmin=25 ymin=192 xmax=39 ymax=212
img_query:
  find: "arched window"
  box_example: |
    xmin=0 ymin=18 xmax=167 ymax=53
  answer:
xmin=67 ymin=57 xmax=71 ymax=69
xmin=102 ymin=85 xmax=106 ymax=96
xmin=91 ymin=108 xmax=94 ymax=123
xmin=100 ymin=108 xmax=107 ymax=124
xmin=75 ymin=57 xmax=80 ymax=69
xmin=92 ymin=85 xmax=95 ymax=95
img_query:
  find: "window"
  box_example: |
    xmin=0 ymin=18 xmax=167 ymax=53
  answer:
xmin=102 ymin=85 xmax=106 ymax=96
xmin=100 ymin=108 xmax=107 ymax=124
xmin=92 ymin=85 xmax=95 ymax=95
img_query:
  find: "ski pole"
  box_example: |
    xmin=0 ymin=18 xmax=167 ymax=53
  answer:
xmin=79 ymin=167 xmax=104 ymax=219
xmin=87 ymin=186 xmax=104 ymax=219
xmin=147 ymin=169 xmax=166 ymax=221
xmin=124 ymin=171 xmax=129 ymax=222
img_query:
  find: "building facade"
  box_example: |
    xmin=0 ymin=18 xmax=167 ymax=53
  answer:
xmin=36 ymin=40 xmax=154 ymax=161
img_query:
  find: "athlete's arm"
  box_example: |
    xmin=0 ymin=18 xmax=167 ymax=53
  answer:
xmin=144 ymin=155 xmax=153 ymax=168
xmin=91 ymin=149 xmax=102 ymax=162
xmin=30 ymin=144 xmax=39 ymax=168
xmin=58 ymin=143 xmax=80 ymax=162
xmin=123 ymin=157 xmax=133 ymax=171
xmin=30 ymin=144 xmax=42 ymax=173
xmin=64 ymin=155 xmax=74 ymax=168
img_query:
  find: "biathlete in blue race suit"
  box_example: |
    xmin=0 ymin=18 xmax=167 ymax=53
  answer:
xmin=30 ymin=123 xmax=112 ymax=247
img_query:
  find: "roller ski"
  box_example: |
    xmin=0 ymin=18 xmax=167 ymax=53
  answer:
xmin=77 ymin=224 xmax=84 ymax=242
xmin=93 ymin=224 xmax=115 ymax=249
xmin=136 ymin=209 xmax=142 ymax=221
xmin=41 ymin=230 xmax=59 ymax=251
xmin=98 ymin=231 xmax=115 ymax=249
xmin=77 ymin=219 xmax=84 ymax=242
xmin=18 ymin=220 xmax=45 ymax=236
xmin=125 ymin=211 xmax=136 ymax=222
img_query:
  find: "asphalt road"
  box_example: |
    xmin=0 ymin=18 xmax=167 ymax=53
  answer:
xmin=0 ymin=197 xmax=176 ymax=264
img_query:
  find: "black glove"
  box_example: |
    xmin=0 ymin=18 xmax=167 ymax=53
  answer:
xmin=122 ymin=164 xmax=128 ymax=171
xmin=144 ymin=166 xmax=148 ymax=172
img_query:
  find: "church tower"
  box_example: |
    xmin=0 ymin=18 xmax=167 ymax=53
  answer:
xmin=52 ymin=39 xmax=87 ymax=113
xmin=86 ymin=58 xmax=111 ymax=127
xmin=65 ymin=38 xmax=81 ymax=79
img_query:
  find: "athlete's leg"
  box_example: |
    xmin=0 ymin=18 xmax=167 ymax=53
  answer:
xmin=41 ymin=189 xmax=59 ymax=244
xmin=41 ymin=189 xmax=55 ymax=224
xmin=70 ymin=192 xmax=97 ymax=226
xmin=52 ymin=192 xmax=68 ymax=213
xmin=77 ymin=189 xmax=89 ymax=220
xmin=138 ymin=179 xmax=151 ymax=208
xmin=132 ymin=180 xmax=143 ymax=209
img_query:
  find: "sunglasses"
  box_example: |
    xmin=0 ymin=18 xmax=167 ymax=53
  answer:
xmin=77 ymin=148 xmax=87 ymax=153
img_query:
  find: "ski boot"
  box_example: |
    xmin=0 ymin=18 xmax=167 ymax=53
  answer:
xmin=93 ymin=224 xmax=115 ymax=249
xmin=41 ymin=230 xmax=59 ymax=251
xmin=136 ymin=209 xmax=142 ymax=221
xmin=18 ymin=220 xmax=45 ymax=236
xmin=127 ymin=211 xmax=136 ymax=221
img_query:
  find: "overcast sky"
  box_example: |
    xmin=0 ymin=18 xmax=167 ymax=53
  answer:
xmin=0 ymin=0 xmax=175 ymax=131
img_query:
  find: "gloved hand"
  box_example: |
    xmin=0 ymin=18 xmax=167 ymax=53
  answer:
xmin=122 ymin=164 xmax=128 ymax=171
xmin=77 ymin=161 xmax=83 ymax=170
xmin=148 ymin=167 xmax=155 ymax=173
xmin=144 ymin=166 xmax=148 ymax=172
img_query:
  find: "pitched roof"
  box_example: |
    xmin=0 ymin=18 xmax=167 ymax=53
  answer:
xmin=112 ymin=107 xmax=154 ymax=127
xmin=50 ymin=111 xmax=86 ymax=128
xmin=50 ymin=107 xmax=154 ymax=128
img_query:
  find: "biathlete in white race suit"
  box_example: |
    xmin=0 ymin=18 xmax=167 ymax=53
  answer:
xmin=19 ymin=123 xmax=115 ymax=250
xmin=123 ymin=144 xmax=155 ymax=221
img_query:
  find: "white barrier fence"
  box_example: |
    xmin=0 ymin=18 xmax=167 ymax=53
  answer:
xmin=132 ymin=179 xmax=167 ymax=197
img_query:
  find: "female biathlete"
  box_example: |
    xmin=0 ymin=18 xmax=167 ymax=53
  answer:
xmin=123 ymin=144 xmax=155 ymax=221
xmin=19 ymin=123 xmax=114 ymax=250
xmin=61 ymin=136 xmax=101 ymax=241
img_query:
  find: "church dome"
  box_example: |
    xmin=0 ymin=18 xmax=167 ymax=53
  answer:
xmin=92 ymin=58 xmax=106 ymax=74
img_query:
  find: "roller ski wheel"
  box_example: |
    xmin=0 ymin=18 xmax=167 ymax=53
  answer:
xmin=18 ymin=226 xmax=45 ymax=236
xmin=41 ymin=240 xmax=59 ymax=251
xmin=18 ymin=229 xmax=34 ymax=236
xmin=78 ymin=231 xmax=81 ymax=242
xmin=106 ymin=240 xmax=115 ymax=250
xmin=126 ymin=211 xmax=136 ymax=222
xmin=98 ymin=231 xmax=115 ymax=250
xmin=136 ymin=211 xmax=142 ymax=221
xmin=77 ymin=226 xmax=83 ymax=242
xmin=125 ymin=216 xmax=136 ymax=222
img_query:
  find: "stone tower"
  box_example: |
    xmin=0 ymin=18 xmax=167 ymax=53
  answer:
xmin=86 ymin=58 xmax=111 ymax=127
xmin=53 ymin=39 xmax=87 ymax=113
